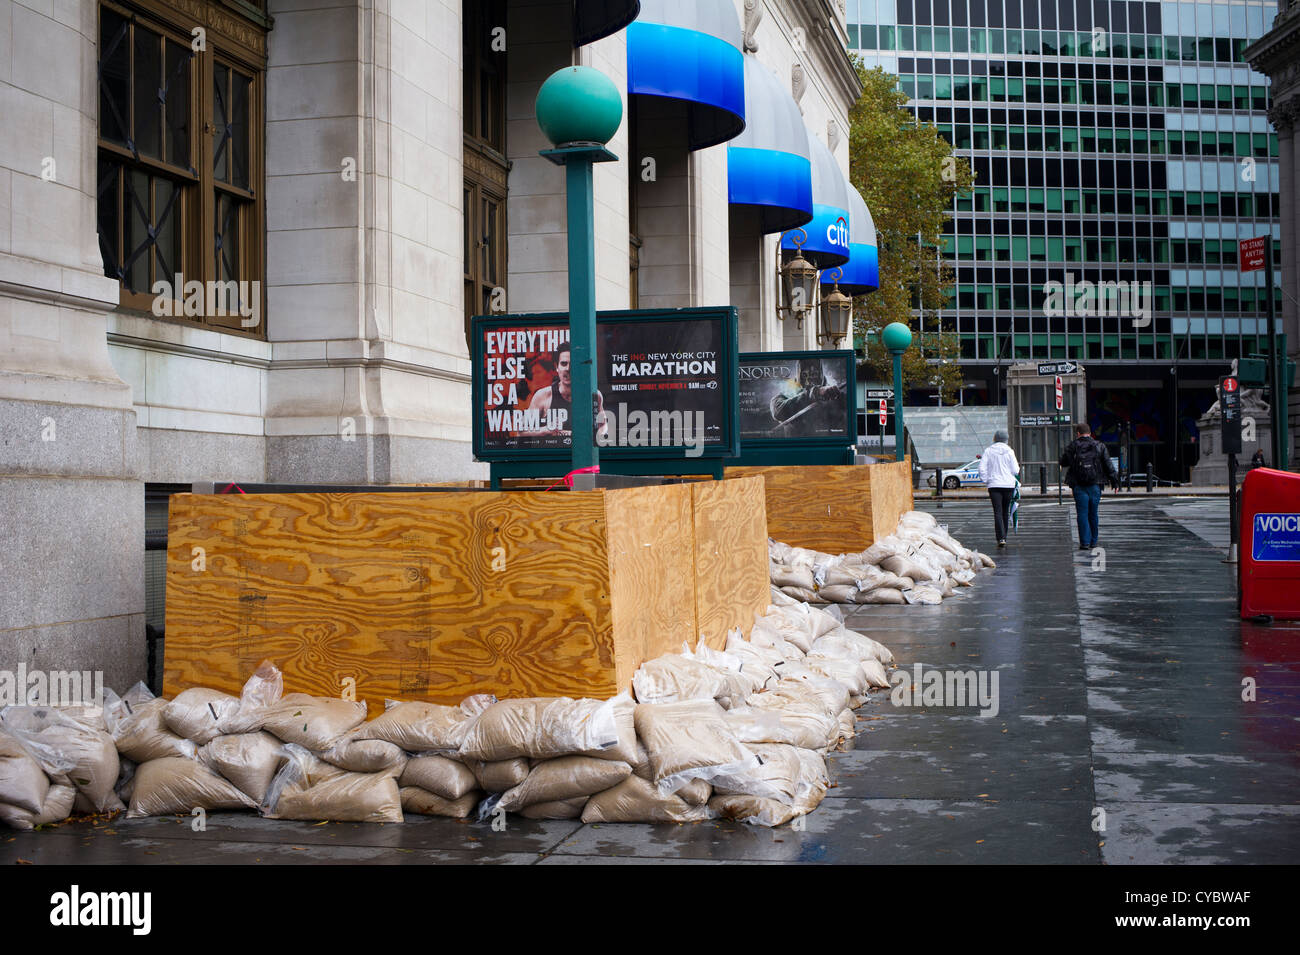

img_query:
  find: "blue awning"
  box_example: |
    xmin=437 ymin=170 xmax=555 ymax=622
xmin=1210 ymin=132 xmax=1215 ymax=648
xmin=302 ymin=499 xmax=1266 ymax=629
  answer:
xmin=627 ymin=0 xmax=745 ymax=150
xmin=574 ymin=0 xmax=640 ymax=46
xmin=824 ymin=184 xmax=879 ymax=293
xmin=780 ymin=133 xmax=850 ymax=268
xmin=727 ymin=56 xmax=812 ymax=235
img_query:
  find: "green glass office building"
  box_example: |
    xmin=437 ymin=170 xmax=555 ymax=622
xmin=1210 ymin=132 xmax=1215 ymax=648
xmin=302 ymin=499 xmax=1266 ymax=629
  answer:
xmin=849 ymin=0 xmax=1282 ymax=480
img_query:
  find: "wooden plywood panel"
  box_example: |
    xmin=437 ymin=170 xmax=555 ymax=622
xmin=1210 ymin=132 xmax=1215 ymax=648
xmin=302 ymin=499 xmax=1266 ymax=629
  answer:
xmin=691 ymin=477 xmax=769 ymax=648
xmin=867 ymin=460 xmax=913 ymax=544
xmin=164 ymin=490 xmax=617 ymax=708
xmin=604 ymin=484 xmax=697 ymax=690
xmin=725 ymin=465 xmax=872 ymax=554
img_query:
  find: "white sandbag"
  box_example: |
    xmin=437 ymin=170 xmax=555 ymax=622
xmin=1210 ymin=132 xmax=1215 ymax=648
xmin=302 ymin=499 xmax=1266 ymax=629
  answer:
xmin=633 ymin=655 xmax=729 ymax=706
xmin=0 ymin=731 xmax=49 ymax=815
xmin=264 ymin=747 xmax=402 ymax=823
xmin=162 ymin=688 xmax=241 ymax=744
xmin=708 ymin=793 xmax=799 ymax=827
xmin=0 ymin=776 xmax=77 ymax=830
xmin=768 ymin=586 xmax=800 ymax=607
xmin=519 ymin=797 xmax=586 ymax=820
xmin=399 ymin=788 xmax=478 ymax=818
xmin=860 ymin=659 xmax=892 ymax=688
xmin=497 ymin=756 xmax=631 ymax=812
xmin=726 ymin=703 xmax=838 ymax=751
xmin=458 ymin=696 xmax=622 ymax=762
xmin=317 ymin=732 xmax=406 ymax=774
xmin=764 ymin=673 xmax=850 ymax=718
xmin=779 ymin=586 xmax=824 ymax=603
xmin=811 ymin=628 xmax=894 ymax=665
xmin=107 ymin=690 xmax=197 ymax=763
xmin=682 ymin=643 xmax=768 ymax=703
xmin=198 ymin=732 xmax=286 ymax=805
xmin=815 ymin=584 xmax=859 ymax=604
xmin=228 ymin=692 xmax=368 ymax=750
xmin=634 ymin=699 xmax=759 ymax=794
xmin=903 ymin=585 xmax=944 ymax=605
xmin=880 ymin=554 xmax=939 ymax=583
xmin=856 ymin=587 xmax=906 ymax=604
xmin=771 ymin=565 xmax=816 ymax=591
xmin=836 ymin=708 xmax=857 ymax=742
xmin=400 ymin=755 xmax=479 ymax=801
xmin=710 ymin=742 xmax=804 ymax=804
xmin=127 ymin=756 xmax=257 ymax=818
xmin=804 ymin=656 xmax=869 ymax=696
xmin=580 ymin=774 xmax=712 ymax=824
xmin=748 ymin=618 xmax=807 ymax=661
xmin=1 ymin=706 xmax=120 ymax=813
xmin=466 ymin=758 xmax=531 ymax=793
xmin=354 ymin=699 xmax=472 ymax=753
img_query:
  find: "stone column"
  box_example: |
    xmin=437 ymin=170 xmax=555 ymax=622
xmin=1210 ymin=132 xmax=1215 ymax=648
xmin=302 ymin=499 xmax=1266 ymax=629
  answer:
xmin=0 ymin=0 xmax=145 ymax=691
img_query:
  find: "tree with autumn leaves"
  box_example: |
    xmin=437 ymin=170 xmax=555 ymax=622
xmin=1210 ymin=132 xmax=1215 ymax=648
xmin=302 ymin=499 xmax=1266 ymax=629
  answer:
xmin=849 ymin=61 xmax=974 ymax=404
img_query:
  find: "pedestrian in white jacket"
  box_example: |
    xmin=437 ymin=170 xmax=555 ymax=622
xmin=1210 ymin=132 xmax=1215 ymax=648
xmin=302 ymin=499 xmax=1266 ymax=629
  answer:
xmin=979 ymin=430 xmax=1020 ymax=548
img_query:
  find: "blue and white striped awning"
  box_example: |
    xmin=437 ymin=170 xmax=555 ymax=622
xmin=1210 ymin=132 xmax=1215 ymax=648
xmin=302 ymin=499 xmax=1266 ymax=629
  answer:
xmin=727 ymin=56 xmax=813 ymax=235
xmin=626 ymin=0 xmax=745 ymax=150
xmin=823 ymin=184 xmax=879 ymax=293
xmin=780 ymin=133 xmax=850 ymax=268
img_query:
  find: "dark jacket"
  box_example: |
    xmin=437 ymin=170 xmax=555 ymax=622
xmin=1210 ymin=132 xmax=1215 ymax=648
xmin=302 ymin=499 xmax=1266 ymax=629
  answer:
xmin=1060 ymin=436 xmax=1113 ymax=488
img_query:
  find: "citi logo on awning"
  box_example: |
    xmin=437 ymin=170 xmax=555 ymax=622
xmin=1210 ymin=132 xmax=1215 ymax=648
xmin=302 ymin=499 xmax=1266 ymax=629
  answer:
xmin=826 ymin=217 xmax=849 ymax=249
xmin=49 ymin=886 xmax=151 ymax=935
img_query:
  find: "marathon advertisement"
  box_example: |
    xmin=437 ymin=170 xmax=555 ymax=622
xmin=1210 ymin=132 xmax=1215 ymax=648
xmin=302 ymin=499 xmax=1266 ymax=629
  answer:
xmin=738 ymin=352 xmax=853 ymax=441
xmin=475 ymin=312 xmax=729 ymax=458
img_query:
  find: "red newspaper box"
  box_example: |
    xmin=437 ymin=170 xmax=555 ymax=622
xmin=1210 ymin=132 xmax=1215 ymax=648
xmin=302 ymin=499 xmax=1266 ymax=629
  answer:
xmin=1239 ymin=467 xmax=1300 ymax=620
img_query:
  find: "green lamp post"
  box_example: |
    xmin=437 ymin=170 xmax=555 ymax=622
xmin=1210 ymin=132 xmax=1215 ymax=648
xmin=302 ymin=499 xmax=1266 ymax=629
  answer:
xmin=881 ymin=322 xmax=913 ymax=462
xmin=535 ymin=66 xmax=622 ymax=474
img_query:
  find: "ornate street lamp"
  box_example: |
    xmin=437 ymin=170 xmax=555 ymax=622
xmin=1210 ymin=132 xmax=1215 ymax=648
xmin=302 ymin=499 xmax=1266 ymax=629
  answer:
xmin=818 ymin=281 xmax=853 ymax=347
xmin=778 ymin=230 xmax=819 ymax=326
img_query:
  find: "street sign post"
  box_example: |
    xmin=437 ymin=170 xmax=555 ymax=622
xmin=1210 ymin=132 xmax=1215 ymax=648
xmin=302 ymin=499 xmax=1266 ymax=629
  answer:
xmin=1221 ymin=375 xmax=1242 ymax=564
xmin=1240 ymin=236 xmax=1287 ymax=470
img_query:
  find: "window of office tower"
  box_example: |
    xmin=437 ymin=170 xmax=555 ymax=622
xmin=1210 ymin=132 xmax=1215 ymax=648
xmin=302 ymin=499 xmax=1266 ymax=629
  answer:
xmin=848 ymin=0 xmax=1281 ymax=366
xmin=96 ymin=1 xmax=269 ymax=337
xmin=464 ymin=0 xmax=509 ymax=349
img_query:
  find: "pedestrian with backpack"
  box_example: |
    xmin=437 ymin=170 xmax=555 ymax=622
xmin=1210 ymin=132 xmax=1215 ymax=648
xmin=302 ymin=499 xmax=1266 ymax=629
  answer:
xmin=1060 ymin=422 xmax=1115 ymax=551
xmin=978 ymin=430 xmax=1020 ymax=548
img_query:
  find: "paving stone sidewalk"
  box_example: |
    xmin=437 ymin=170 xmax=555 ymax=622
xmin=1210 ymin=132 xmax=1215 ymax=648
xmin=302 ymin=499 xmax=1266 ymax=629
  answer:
xmin=4 ymin=498 xmax=1296 ymax=864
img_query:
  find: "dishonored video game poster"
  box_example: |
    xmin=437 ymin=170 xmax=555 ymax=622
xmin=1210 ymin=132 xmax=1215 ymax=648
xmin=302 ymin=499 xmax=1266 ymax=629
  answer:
xmin=738 ymin=353 xmax=853 ymax=441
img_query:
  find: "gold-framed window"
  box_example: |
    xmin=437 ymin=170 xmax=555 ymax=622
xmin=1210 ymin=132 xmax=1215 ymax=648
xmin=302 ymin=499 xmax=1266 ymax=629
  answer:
xmin=96 ymin=0 xmax=269 ymax=337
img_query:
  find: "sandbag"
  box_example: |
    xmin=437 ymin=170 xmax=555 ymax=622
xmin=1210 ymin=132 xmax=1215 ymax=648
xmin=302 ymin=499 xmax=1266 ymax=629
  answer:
xmin=856 ymin=587 xmax=906 ymax=604
xmin=779 ymin=586 xmax=823 ymax=603
xmin=811 ymin=628 xmax=894 ymax=665
xmin=580 ymin=775 xmax=711 ymax=824
xmin=198 ymin=732 xmax=285 ymax=804
xmin=771 ymin=566 xmax=816 ymax=591
xmin=682 ymin=644 xmax=767 ymax=705
xmin=725 ymin=703 xmax=839 ymax=751
xmin=127 ymin=756 xmax=257 ymax=818
xmin=108 ymin=693 xmax=197 ymax=763
xmin=353 ymin=699 xmax=471 ymax=753
xmin=0 ymin=731 xmax=49 ymax=815
xmin=0 ymin=777 xmax=76 ymax=830
xmin=676 ymin=777 xmax=711 ymax=807
xmin=162 ymin=688 xmax=241 ymax=744
xmin=265 ymin=749 xmax=402 ymax=823
xmin=317 ymin=733 xmax=406 ymax=774
xmin=815 ymin=584 xmax=858 ymax=604
xmin=400 ymin=755 xmax=478 ymax=801
xmin=458 ymin=696 xmax=623 ymax=762
xmin=466 ymin=758 xmax=531 ymax=793
xmin=710 ymin=742 xmax=804 ymax=804
xmin=708 ymin=793 xmax=799 ymax=827
xmin=804 ymin=656 xmax=869 ymax=695
xmin=519 ymin=797 xmax=586 ymax=820
xmin=634 ymin=699 xmax=758 ymax=794
xmin=497 ymin=756 xmax=631 ymax=812
xmin=633 ymin=655 xmax=728 ymax=706
xmin=861 ymin=659 xmax=891 ymax=688
xmin=1 ymin=706 xmax=120 ymax=813
xmin=903 ymin=585 xmax=944 ymax=605
xmin=880 ymin=554 xmax=938 ymax=582
xmin=399 ymin=787 xmax=478 ymax=818
xmin=228 ymin=693 xmax=368 ymax=750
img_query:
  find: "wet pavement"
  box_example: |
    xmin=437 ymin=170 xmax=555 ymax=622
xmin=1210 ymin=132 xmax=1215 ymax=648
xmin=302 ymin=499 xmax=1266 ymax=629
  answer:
xmin=3 ymin=497 xmax=1296 ymax=865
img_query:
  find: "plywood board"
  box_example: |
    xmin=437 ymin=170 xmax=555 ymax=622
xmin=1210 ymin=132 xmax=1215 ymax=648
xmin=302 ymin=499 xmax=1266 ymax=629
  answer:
xmin=691 ymin=476 xmax=769 ymax=648
xmin=605 ymin=484 xmax=697 ymax=689
xmin=164 ymin=490 xmax=619 ymax=708
xmin=724 ymin=463 xmax=913 ymax=554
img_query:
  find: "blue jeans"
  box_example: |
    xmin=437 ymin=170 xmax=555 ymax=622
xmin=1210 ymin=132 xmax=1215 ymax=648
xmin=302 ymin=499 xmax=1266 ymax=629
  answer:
xmin=1072 ymin=483 xmax=1102 ymax=547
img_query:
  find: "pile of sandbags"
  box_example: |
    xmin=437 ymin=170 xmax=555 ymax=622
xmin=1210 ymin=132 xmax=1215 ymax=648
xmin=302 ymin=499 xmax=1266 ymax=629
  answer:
xmin=0 ymin=598 xmax=899 ymax=831
xmin=769 ymin=509 xmax=995 ymax=605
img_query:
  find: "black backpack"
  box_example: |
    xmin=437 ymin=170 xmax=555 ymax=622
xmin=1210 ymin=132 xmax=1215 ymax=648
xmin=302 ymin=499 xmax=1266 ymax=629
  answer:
xmin=1072 ymin=439 xmax=1103 ymax=486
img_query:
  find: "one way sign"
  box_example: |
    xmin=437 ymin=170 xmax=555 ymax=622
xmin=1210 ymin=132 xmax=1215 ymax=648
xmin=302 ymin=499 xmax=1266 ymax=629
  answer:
xmin=1038 ymin=361 xmax=1078 ymax=376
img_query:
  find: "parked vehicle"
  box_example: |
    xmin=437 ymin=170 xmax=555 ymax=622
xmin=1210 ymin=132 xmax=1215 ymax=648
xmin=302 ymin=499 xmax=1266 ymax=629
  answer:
xmin=926 ymin=457 xmax=984 ymax=489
